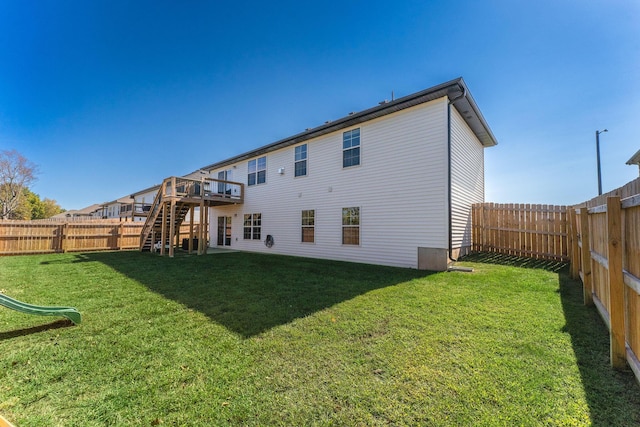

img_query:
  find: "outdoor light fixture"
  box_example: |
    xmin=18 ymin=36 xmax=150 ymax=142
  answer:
xmin=596 ymin=129 xmax=608 ymax=195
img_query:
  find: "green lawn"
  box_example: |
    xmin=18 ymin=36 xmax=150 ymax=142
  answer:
xmin=0 ymin=251 xmax=639 ymax=426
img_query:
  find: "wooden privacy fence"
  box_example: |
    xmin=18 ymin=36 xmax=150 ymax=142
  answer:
xmin=472 ymin=203 xmax=569 ymax=261
xmin=0 ymin=220 xmax=201 ymax=255
xmin=568 ymin=190 xmax=640 ymax=379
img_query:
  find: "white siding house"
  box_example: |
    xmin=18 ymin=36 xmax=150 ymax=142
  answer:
xmin=196 ymin=78 xmax=497 ymax=270
xmin=101 ymin=196 xmax=135 ymax=220
xmin=130 ymin=185 xmax=161 ymax=222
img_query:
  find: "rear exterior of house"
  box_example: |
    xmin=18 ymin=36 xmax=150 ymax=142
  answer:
xmin=198 ymin=78 xmax=497 ymax=270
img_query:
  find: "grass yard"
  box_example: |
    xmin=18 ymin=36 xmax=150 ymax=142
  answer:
xmin=1 ymin=251 xmax=639 ymax=426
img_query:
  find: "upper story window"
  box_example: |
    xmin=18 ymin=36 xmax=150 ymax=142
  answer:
xmin=248 ymin=156 xmax=266 ymax=186
xmin=342 ymin=128 xmax=360 ymax=168
xmin=294 ymin=144 xmax=307 ymax=177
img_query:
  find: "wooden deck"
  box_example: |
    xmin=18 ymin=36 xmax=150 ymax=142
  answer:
xmin=139 ymin=176 xmax=244 ymax=255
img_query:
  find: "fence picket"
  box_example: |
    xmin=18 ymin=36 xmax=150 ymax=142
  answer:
xmin=471 ymin=203 xmax=569 ymax=261
xmin=567 ymin=183 xmax=640 ymax=379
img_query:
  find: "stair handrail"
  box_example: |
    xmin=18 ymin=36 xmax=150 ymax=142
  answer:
xmin=139 ymin=178 xmax=169 ymax=249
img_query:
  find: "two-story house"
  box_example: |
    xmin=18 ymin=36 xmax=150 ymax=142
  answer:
xmin=185 ymin=77 xmax=497 ymax=270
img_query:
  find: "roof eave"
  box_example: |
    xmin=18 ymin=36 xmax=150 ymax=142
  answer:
xmin=196 ymin=77 xmax=498 ymax=173
xmin=626 ymin=149 xmax=640 ymax=166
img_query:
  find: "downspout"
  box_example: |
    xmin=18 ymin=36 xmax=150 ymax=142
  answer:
xmin=447 ymin=85 xmax=465 ymax=264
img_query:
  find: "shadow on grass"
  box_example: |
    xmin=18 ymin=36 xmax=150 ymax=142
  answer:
xmin=464 ymin=252 xmax=640 ymax=425
xmin=83 ymin=251 xmax=431 ymax=338
xmin=0 ymin=319 xmax=74 ymax=340
xmin=459 ymin=251 xmax=568 ymax=272
xmin=557 ymin=271 xmax=640 ymax=425
xmin=40 ymin=253 xmax=96 ymax=265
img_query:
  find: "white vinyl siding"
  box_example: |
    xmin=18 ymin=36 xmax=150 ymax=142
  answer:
xmin=208 ymin=97 xmax=450 ymax=268
xmin=450 ymin=106 xmax=485 ymax=253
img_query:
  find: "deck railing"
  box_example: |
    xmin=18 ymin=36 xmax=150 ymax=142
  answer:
xmin=165 ymin=176 xmax=244 ymax=202
xmin=118 ymin=203 xmax=152 ymax=218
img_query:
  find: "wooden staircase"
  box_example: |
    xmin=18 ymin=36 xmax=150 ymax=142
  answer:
xmin=140 ymin=179 xmax=168 ymax=252
xmin=139 ymin=203 xmax=191 ymax=252
xmin=139 ymin=176 xmax=244 ymax=256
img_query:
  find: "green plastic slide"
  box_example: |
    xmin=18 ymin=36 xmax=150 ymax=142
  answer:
xmin=0 ymin=293 xmax=81 ymax=325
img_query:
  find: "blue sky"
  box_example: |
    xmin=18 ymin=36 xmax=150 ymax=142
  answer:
xmin=1 ymin=1 xmax=638 ymax=209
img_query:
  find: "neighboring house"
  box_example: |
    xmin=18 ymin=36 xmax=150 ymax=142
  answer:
xmin=101 ymin=196 xmax=136 ymax=220
xmin=183 ymin=77 xmax=497 ymax=270
xmin=627 ymin=149 xmax=640 ymax=176
xmin=130 ymin=185 xmax=161 ymax=222
xmin=51 ymin=204 xmax=103 ymax=219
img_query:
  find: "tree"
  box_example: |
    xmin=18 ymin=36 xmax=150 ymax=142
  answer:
xmin=0 ymin=150 xmax=38 ymax=219
xmin=26 ymin=188 xmax=44 ymax=219
xmin=42 ymin=198 xmax=65 ymax=218
xmin=10 ymin=189 xmax=65 ymax=220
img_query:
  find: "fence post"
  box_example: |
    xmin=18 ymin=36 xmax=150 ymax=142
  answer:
xmin=486 ymin=203 xmax=493 ymax=253
xmin=607 ymin=196 xmax=626 ymax=369
xmin=60 ymin=223 xmax=68 ymax=253
xmin=579 ymin=207 xmax=593 ymax=306
xmin=118 ymin=222 xmax=124 ymax=250
xmin=568 ymin=208 xmax=579 ymax=279
xmin=480 ymin=203 xmax=486 ymax=252
xmin=480 ymin=204 xmax=485 ymax=252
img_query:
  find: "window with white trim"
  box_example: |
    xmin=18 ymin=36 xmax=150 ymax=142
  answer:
xmin=295 ymin=144 xmax=307 ymax=177
xmin=248 ymin=156 xmax=266 ymax=186
xmin=342 ymin=207 xmax=360 ymax=245
xmin=301 ymin=209 xmax=314 ymax=243
xmin=342 ymin=128 xmax=360 ymax=168
xmin=243 ymin=213 xmax=262 ymax=240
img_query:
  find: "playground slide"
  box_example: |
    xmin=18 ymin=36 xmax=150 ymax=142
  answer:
xmin=0 ymin=293 xmax=81 ymax=325
xmin=0 ymin=414 xmax=16 ymax=427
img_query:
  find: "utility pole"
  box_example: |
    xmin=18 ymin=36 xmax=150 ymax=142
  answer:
xmin=596 ymin=129 xmax=608 ymax=195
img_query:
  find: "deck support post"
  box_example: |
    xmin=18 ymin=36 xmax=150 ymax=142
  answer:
xmin=169 ymin=199 xmax=176 ymax=258
xmin=168 ymin=177 xmax=177 ymax=258
xmin=160 ymin=203 xmax=167 ymax=256
xmin=189 ymin=206 xmax=195 ymax=253
xmin=198 ymin=198 xmax=205 ymax=255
